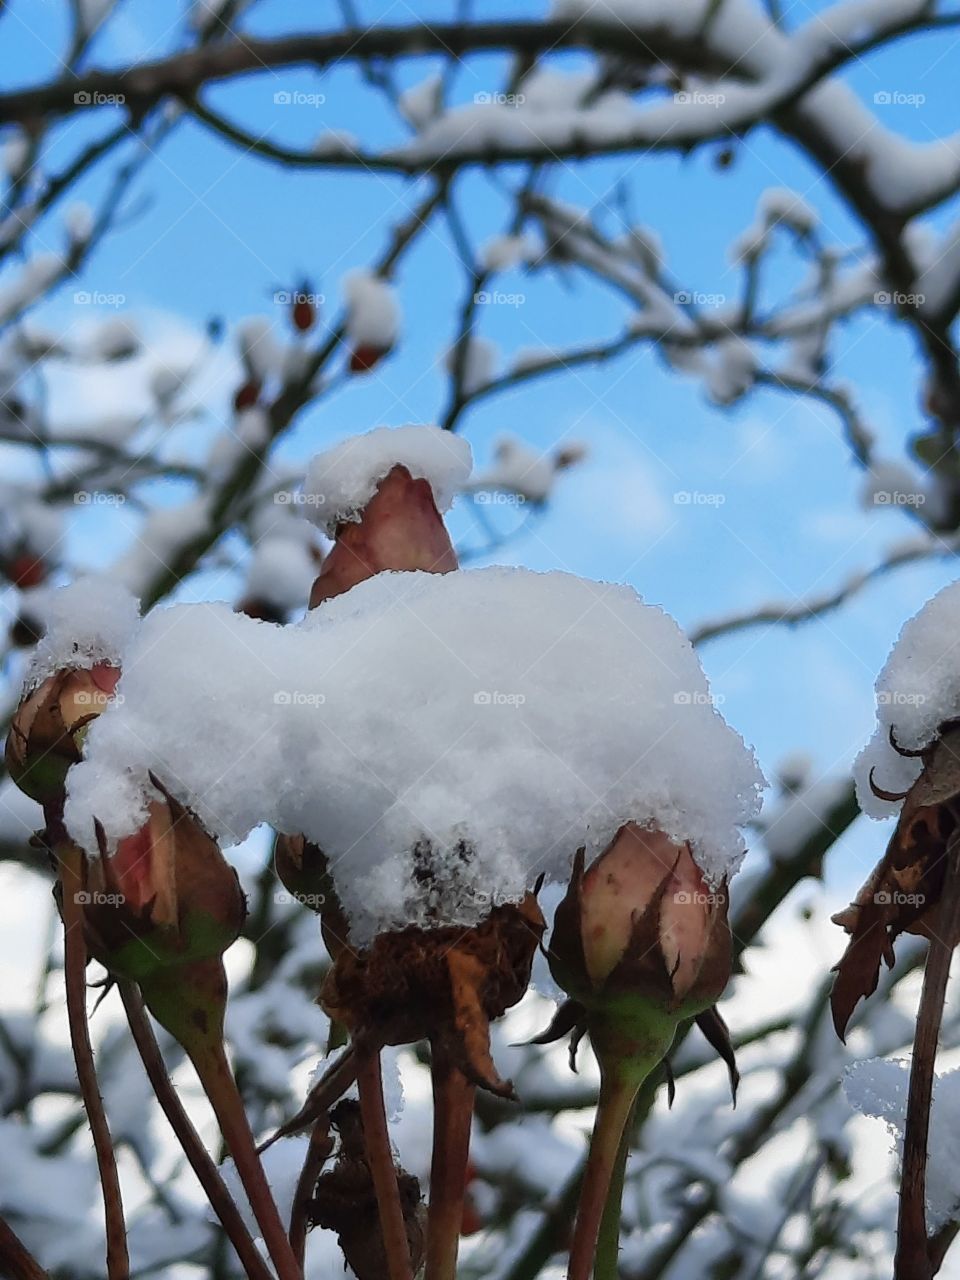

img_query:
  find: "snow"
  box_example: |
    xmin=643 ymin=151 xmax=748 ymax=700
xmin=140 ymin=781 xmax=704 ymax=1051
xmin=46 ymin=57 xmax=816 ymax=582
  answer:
xmin=220 ymin=1135 xmax=311 ymax=1237
xmin=236 ymin=316 xmax=281 ymax=383
xmin=854 ymin=580 xmax=960 ymax=817
xmin=470 ymin=435 xmax=560 ymax=504
xmin=64 ymin=566 xmax=763 ymax=941
xmin=113 ymin=496 xmax=211 ymax=594
xmin=302 ymin=424 xmax=472 ymax=537
xmin=480 ymin=234 xmax=534 ymax=273
xmin=26 ymin=576 xmax=139 ymax=687
xmin=444 ymin=337 xmax=498 ymax=396
xmin=845 ymin=1058 xmax=960 ymax=1231
xmin=761 ymin=187 xmax=818 ymax=234
xmin=311 ymin=129 xmax=359 ymax=157
xmin=343 ymin=271 xmax=400 ymax=351
xmin=399 ymin=74 xmax=442 ymax=130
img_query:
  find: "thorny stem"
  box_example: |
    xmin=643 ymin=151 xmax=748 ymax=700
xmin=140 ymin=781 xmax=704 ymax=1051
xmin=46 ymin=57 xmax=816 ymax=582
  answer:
xmin=593 ymin=1097 xmax=636 ymax=1280
xmin=117 ymin=980 xmax=275 ymax=1280
xmin=895 ymin=832 xmax=960 ymax=1280
xmin=58 ymin=846 xmax=129 ymax=1280
xmin=0 ymin=1214 xmax=50 ymax=1280
xmin=567 ymin=1067 xmax=639 ymax=1280
xmin=289 ymin=1118 xmax=334 ymax=1268
xmin=426 ymin=1042 xmax=476 ymax=1280
xmin=355 ymin=1043 xmax=413 ymax=1280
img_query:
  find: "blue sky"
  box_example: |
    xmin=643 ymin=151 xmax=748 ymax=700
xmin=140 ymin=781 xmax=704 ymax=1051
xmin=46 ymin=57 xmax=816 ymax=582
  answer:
xmin=4 ymin=0 xmax=960 ymax=894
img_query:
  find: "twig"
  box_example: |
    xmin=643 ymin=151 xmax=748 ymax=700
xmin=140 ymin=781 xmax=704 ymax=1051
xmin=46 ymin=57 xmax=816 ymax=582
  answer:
xmin=895 ymin=831 xmax=960 ymax=1279
xmin=289 ymin=1118 xmax=334 ymax=1268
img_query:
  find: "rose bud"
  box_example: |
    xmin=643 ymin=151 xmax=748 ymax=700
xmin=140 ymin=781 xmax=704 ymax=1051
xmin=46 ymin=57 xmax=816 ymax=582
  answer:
xmin=3 ymin=551 xmax=47 ymax=589
xmin=545 ymin=826 xmax=736 ymax=1280
xmin=548 ymin=824 xmax=732 ymax=1050
xmin=309 ymin=465 xmax=458 ymax=607
xmin=5 ymin=663 xmax=120 ymax=805
xmin=291 ymin=283 xmax=316 ymax=333
xmin=79 ymin=787 xmax=246 ymax=984
xmin=233 ymin=379 xmax=261 ymax=412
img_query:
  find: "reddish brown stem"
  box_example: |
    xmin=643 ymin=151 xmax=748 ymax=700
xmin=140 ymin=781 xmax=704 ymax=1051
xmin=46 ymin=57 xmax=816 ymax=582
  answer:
xmin=355 ymin=1044 xmax=413 ymax=1280
xmin=567 ymin=1069 xmax=638 ymax=1280
xmin=59 ymin=850 xmax=129 ymax=1280
xmin=192 ymin=1039 xmax=304 ymax=1280
xmin=289 ymin=1118 xmax=334 ymax=1267
xmin=426 ymin=1043 xmax=476 ymax=1280
xmin=118 ymin=980 xmax=275 ymax=1280
xmin=895 ymin=833 xmax=960 ymax=1280
xmin=0 ymin=1214 xmax=50 ymax=1280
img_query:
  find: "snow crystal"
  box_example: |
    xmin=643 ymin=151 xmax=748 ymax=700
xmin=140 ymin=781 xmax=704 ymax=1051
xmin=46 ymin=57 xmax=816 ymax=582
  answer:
xmin=302 ymin=424 xmax=472 ymax=537
xmin=26 ymin=576 xmax=140 ymax=687
xmin=64 ymin=567 xmax=763 ymax=941
xmin=845 ymin=1058 xmax=960 ymax=1231
xmin=854 ymin=580 xmax=960 ymax=817
xmin=343 ymin=271 xmax=400 ymax=351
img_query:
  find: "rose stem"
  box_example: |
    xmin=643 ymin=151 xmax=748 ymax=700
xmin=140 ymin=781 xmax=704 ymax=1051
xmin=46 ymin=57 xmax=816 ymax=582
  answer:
xmin=567 ymin=1066 xmax=638 ymax=1280
xmin=895 ymin=831 xmax=960 ymax=1280
xmin=289 ymin=1118 xmax=334 ymax=1267
xmin=141 ymin=960 xmax=303 ymax=1280
xmin=593 ymin=1094 xmax=636 ymax=1280
xmin=118 ymin=980 xmax=275 ymax=1280
xmin=0 ymin=1213 xmax=51 ymax=1280
xmin=425 ymin=1042 xmax=476 ymax=1280
xmin=58 ymin=845 xmax=129 ymax=1280
xmin=355 ymin=1042 xmax=413 ymax=1280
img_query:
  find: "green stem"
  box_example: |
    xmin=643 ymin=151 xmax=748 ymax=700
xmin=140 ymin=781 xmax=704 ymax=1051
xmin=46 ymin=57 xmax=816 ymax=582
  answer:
xmin=594 ymin=1098 xmax=635 ymax=1280
xmin=567 ymin=1069 xmax=638 ymax=1280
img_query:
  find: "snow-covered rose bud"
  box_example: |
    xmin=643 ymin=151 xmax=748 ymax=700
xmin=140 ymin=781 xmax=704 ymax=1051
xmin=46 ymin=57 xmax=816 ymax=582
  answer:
xmin=81 ymin=790 xmax=246 ymax=983
xmin=547 ymin=824 xmax=732 ymax=1056
xmin=5 ymin=663 xmax=120 ymax=804
xmin=309 ymin=465 xmax=458 ymax=607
